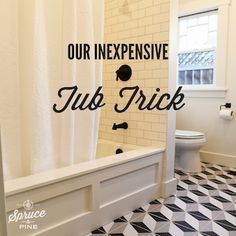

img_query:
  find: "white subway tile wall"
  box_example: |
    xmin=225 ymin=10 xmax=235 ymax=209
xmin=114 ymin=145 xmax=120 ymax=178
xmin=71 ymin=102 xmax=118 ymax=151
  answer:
xmin=99 ymin=0 xmax=170 ymax=147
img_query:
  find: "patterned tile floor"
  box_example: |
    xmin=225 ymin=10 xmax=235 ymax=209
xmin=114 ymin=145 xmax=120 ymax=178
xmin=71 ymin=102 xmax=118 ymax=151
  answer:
xmin=87 ymin=163 xmax=236 ymax=236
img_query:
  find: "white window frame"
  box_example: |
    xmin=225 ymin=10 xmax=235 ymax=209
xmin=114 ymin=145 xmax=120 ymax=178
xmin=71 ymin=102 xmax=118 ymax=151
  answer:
xmin=178 ymin=0 xmax=231 ymax=97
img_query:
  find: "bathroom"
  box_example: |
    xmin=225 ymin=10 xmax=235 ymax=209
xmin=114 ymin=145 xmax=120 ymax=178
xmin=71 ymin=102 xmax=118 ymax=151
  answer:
xmin=0 ymin=0 xmax=235 ymax=235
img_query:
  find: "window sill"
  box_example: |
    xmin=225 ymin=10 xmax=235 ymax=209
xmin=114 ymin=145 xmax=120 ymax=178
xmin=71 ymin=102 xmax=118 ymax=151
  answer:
xmin=181 ymin=87 xmax=227 ymax=98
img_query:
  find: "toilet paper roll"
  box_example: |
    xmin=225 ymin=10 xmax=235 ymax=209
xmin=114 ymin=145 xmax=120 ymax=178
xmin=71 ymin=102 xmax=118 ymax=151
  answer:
xmin=219 ymin=109 xmax=234 ymax=120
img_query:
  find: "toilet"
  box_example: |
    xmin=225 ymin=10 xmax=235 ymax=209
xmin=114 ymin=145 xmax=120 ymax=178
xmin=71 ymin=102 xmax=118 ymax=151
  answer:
xmin=175 ymin=130 xmax=206 ymax=173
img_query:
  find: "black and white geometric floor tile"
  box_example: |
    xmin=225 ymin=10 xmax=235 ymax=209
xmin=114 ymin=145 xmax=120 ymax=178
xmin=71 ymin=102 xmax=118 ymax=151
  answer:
xmin=87 ymin=163 xmax=236 ymax=236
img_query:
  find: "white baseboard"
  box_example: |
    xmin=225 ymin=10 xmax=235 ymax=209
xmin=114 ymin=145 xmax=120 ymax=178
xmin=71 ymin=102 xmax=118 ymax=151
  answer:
xmin=200 ymin=151 xmax=236 ymax=168
xmin=161 ymin=178 xmax=177 ymax=198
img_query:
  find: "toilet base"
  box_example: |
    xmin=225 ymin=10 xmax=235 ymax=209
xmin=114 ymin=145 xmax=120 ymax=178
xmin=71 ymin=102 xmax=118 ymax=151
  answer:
xmin=175 ymin=149 xmax=202 ymax=173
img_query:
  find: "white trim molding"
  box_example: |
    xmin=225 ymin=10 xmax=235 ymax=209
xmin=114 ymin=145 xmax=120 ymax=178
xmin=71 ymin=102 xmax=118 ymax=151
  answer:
xmin=200 ymin=150 xmax=236 ymax=168
xmin=161 ymin=178 xmax=178 ymax=198
xmin=164 ymin=0 xmax=179 ymax=198
xmin=182 ymin=87 xmax=227 ymax=98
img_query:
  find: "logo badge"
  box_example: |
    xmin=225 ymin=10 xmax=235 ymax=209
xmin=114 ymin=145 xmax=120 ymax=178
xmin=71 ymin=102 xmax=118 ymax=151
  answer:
xmin=8 ymin=199 xmax=47 ymax=231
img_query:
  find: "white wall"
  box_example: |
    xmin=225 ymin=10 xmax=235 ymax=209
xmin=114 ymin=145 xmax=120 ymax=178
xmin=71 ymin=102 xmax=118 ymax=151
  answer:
xmin=177 ymin=0 xmax=236 ymax=165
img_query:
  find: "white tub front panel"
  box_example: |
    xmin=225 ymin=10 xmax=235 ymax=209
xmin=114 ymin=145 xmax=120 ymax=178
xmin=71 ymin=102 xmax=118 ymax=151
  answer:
xmin=100 ymin=165 xmax=156 ymax=206
xmin=5 ymin=140 xmax=164 ymax=236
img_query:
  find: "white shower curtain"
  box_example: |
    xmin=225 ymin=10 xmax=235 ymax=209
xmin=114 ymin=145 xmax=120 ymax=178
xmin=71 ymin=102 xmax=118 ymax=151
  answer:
xmin=0 ymin=0 xmax=104 ymax=180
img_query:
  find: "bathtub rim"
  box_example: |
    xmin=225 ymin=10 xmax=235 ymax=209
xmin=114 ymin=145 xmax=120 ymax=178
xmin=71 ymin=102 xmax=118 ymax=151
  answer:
xmin=97 ymin=139 xmax=141 ymax=150
xmin=5 ymin=145 xmax=165 ymax=197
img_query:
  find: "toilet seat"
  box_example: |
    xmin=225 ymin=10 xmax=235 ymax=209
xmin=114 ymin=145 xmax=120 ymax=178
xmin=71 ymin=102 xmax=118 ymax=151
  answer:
xmin=176 ymin=130 xmax=205 ymax=139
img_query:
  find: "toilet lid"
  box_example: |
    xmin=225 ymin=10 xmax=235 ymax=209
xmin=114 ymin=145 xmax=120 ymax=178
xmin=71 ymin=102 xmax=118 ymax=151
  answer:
xmin=176 ymin=130 xmax=205 ymax=139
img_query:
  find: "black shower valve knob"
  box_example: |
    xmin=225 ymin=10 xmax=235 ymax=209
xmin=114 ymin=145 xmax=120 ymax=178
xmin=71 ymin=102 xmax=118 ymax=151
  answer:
xmin=116 ymin=64 xmax=132 ymax=81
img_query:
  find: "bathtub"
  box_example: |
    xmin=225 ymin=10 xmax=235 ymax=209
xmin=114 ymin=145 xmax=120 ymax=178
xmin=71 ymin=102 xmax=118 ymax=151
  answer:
xmin=5 ymin=140 xmax=164 ymax=236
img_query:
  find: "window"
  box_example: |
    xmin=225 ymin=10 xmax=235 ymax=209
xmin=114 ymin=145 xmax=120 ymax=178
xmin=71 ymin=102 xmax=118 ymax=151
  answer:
xmin=178 ymin=10 xmax=218 ymax=86
xmin=177 ymin=0 xmax=230 ymax=98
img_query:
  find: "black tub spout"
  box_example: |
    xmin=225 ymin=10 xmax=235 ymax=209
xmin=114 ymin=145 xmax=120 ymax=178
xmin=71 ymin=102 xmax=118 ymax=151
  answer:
xmin=112 ymin=122 xmax=128 ymax=130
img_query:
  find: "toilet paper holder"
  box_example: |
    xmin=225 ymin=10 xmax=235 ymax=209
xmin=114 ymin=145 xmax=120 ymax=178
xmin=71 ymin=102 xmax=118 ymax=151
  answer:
xmin=220 ymin=103 xmax=231 ymax=110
